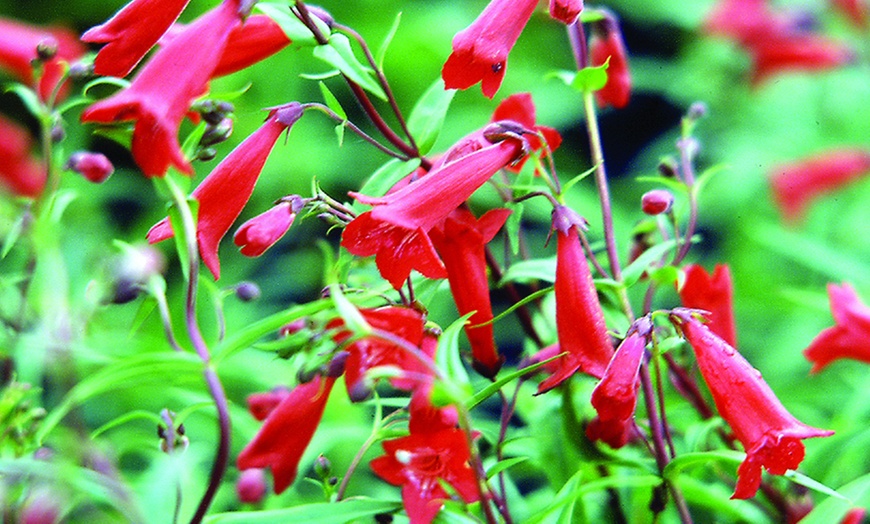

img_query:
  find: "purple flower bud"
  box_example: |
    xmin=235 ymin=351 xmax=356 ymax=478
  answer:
xmin=200 ymin=117 xmax=234 ymax=147
xmin=641 ymin=189 xmax=674 ymax=215
xmin=235 ymin=281 xmax=261 ymax=302
xmin=66 ymin=152 xmax=114 ymax=183
xmin=236 ymin=468 xmax=267 ymax=504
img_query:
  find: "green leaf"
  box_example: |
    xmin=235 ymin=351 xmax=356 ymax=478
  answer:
xmin=203 ymin=499 xmax=402 ymax=524
xmin=692 ymin=163 xmax=730 ymax=198
xmin=561 ymin=163 xmax=599 ymax=195
xmin=4 ymin=83 xmax=46 ymax=119
xmin=525 ymin=470 xmax=584 ymax=524
xmin=406 ymin=79 xmax=455 ymax=155
xmin=571 ymin=59 xmax=610 ymax=93
xmin=90 ymin=410 xmax=164 ymax=439
xmin=662 ymin=450 xmax=744 ymax=481
xmin=467 ymin=355 xmax=558 ymax=410
xmin=329 ymin=284 xmax=371 ymax=335
xmin=499 ymin=257 xmax=556 ymax=285
xmin=167 ymin=197 xmax=199 ymax=282
xmin=504 ymin=201 xmax=524 ymax=255
xmin=355 ymin=158 xmax=421 ymax=202
xmin=784 ymin=470 xmax=848 ymax=500
xmin=334 ymin=122 xmax=346 ymax=146
xmin=92 ymin=125 xmax=133 ymax=149
xmin=635 ymin=175 xmax=689 ymax=194
xmin=621 ymin=238 xmax=681 ymax=288
xmin=376 ymin=12 xmax=402 ymax=70
xmin=431 ymin=313 xmax=474 ymax=406
xmin=2 ymin=212 xmax=26 ymax=259
xmin=313 ymin=34 xmax=386 ymax=100
xmin=319 ymin=80 xmax=346 ymax=120
xmin=802 ymin=473 xmax=870 ymax=524
xmin=486 ymin=456 xmax=529 ymax=479
xmin=82 ymin=76 xmax=130 ymax=97
xmin=37 ymin=352 xmax=203 ymax=442
xmin=255 ymin=2 xmax=328 ymax=47
xmin=648 ymin=265 xmax=680 ymax=287
xmin=482 ymin=286 xmax=554 ymax=328
xmin=55 ymin=96 xmax=95 ymax=115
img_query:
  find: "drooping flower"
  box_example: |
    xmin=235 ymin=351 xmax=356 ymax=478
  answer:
xmin=429 ymin=207 xmax=510 ymax=379
xmin=212 ymin=14 xmax=292 ymax=77
xmin=590 ymin=12 xmax=632 ymax=109
xmin=537 ymin=206 xmax=614 ymax=394
xmin=441 ymin=0 xmax=537 ymax=98
xmin=0 ymin=17 xmax=85 ymax=101
xmin=803 ymin=283 xmax=870 ymax=373
xmin=342 ymin=128 xmax=524 ymax=289
xmin=678 ymin=264 xmax=738 ymax=348
xmin=327 ymin=306 xmax=431 ymax=400
xmin=672 ymin=312 xmax=834 ymax=499
xmin=237 ymin=375 xmax=336 ymax=494
xmin=81 ymin=0 xmax=191 ymax=78
xmin=234 ymin=197 xmax=303 ymax=257
xmin=370 ymin=396 xmax=479 ymax=524
xmin=80 ymin=0 xmax=243 ymax=177
xmin=587 ymin=318 xmax=651 ymax=448
xmin=490 ymin=92 xmax=562 ymax=173
xmin=770 ymin=149 xmax=870 ymax=223
xmin=147 ymin=104 xmax=304 ymax=279
xmin=549 ymin=0 xmax=584 ymax=25
xmin=0 ymin=114 xmax=45 ymax=197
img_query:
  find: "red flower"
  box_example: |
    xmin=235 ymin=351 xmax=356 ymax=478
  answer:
xmin=233 ymin=199 xmax=300 ymax=257
xmin=328 ymin=306 xmax=431 ymax=399
xmin=80 ymin=0 xmax=243 ymax=177
xmin=590 ymin=14 xmax=632 ymax=109
xmin=549 ymin=0 xmax=584 ymax=24
xmin=0 ymin=17 xmax=85 ymax=101
xmin=441 ymin=0 xmax=538 ymax=98
xmin=674 ymin=313 xmax=834 ymax=499
xmin=537 ymin=206 xmax=614 ymax=394
xmin=0 ymin=114 xmax=45 ymax=197
xmin=81 ymin=0 xmax=191 ymax=78
xmin=704 ymin=0 xmax=785 ymax=46
xmin=678 ymin=264 xmax=738 ymax=348
xmin=748 ymin=34 xmax=854 ymax=85
xmin=147 ymin=104 xmax=303 ymax=279
xmin=770 ymin=149 xmax=870 ymax=223
xmin=66 ymin=151 xmax=115 ymax=184
xmin=831 ymin=0 xmax=869 ymax=28
xmin=430 ymin=207 xmax=510 ymax=379
xmin=343 ymin=131 xmax=523 ymax=289
xmin=237 ymin=376 xmax=336 ymax=494
xmin=803 ymin=283 xmax=870 ymax=373
xmin=587 ymin=319 xmax=651 ymax=448
xmin=212 ymin=14 xmax=292 ymax=77
xmin=370 ymin=397 xmax=479 ymax=524
xmin=490 ymin=92 xmax=562 ymax=173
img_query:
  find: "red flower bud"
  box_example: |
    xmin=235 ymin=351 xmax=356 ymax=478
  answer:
xmin=236 ymin=468 xmax=267 ymax=504
xmin=641 ymin=189 xmax=674 ymax=215
xmin=66 ymin=151 xmax=114 ymax=183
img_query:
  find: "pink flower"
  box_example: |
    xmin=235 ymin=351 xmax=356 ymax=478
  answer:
xmin=590 ymin=13 xmax=632 ymax=109
xmin=234 ymin=199 xmax=301 ymax=257
xmin=803 ymin=283 xmax=870 ymax=373
xmin=370 ymin=396 xmax=479 ymax=524
xmin=537 ymin=206 xmax=614 ymax=394
xmin=441 ymin=0 xmax=538 ymax=98
xmin=549 ymin=0 xmax=584 ymax=24
xmin=770 ymin=149 xmax=870 ymax=223
xmin=0 ymin=114 xmax=44 ymax=197
xmin=748 ymin=34 xmax=854 ymax=85
xmin=80 ymin=0 xmax=243 ymax=177
xmin=81 ymin=0 xmax=191 ymax=78
xmin=147 ymin=104 xmax=304 ymax=279
xmin=237 ymin=375 xmax=336 ymax=494
xmin=673 ymin=313 xmax=834 ymax=499
xmin=236 ymin=468 xmax=267 ymax=504
xmin=212 ymin=14 xmax=292 ymax=77
xmin=343 ymin=129 xmax=524 ymax=289
xmin=327 ymin=306 xmax=431 ymax=399
xmin=587 ymin=319 xmax=651 ymax=448
xmin=65 ymin=151 xmax=114 ymax=183
xmin=704 ymin=0 xmax=785 ymax=46
xmin=678 ymin=264 xmax=738 ymax=348
xmin=430 ymin=207 xmax=510 ymax=379
xmin=0 ymin=17 xmax=85 ymax=101
xmin=490 ymin=92 xmax=562 ymax=173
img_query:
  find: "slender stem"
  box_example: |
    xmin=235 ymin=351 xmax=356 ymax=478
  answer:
xmin=307 ymin=103 xmax=408 ymax=159
xmin=577 ymin=228 xmax=611 ymax=279
xmin=455 ymin=405 xmax=500 ymax=524
xmin=163 ymin=180 xmax=232 ymax=524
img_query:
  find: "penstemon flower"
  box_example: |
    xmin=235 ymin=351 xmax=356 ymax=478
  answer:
xmin=233 ymin=197 xmax=303 ymax=258
xmin=803 ymin=283 xmax=870 ymax=373
xmin=673 ymin=312 xmax=834 ymax=499
xmin=589 ymin=12 xmax=632 ymax=109
xmin=0 ymin=114 xmax=45 ymax=197
xmin=678 ymin=264 xmax=738 ymax=347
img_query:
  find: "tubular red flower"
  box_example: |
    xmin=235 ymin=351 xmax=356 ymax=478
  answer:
xmin=0 ymin=17 xmax=84 ymax=101
xmin=0 ymin=114 xmax=45 ymax=197
xmin=237 ymin=376 xmax=336 ymax=494
xmin=803 ymin=283 xmax=870 ymax=373
xmin=328 ymin=306 xmax=430 ymax=399
xmin=590 ymin=15 xmax=632 ymax=109
xmin=678 ymin=264 xmax=738 ymax=348
xmin=441 ymin=0 xmax=537 ymax=98
xmin=748 ymin=34 xmax=854 ymax=85
xmin=704 ymin=0 xmax=785 ymax=46
xmin=770 ymin=149 xmax=870 ymax=223
xmin=66 ymin=151 xmax=114 ymax=184
xmin=537 ymin=207 xmax=614 ymax=394
xmin=490 ymin=92 xmax=562 ymax=173
xmin=549 ymin=0 xmax=583 ymax=24
xmin=233 ymin=201 xmax=296 ymax=257
xmin=80 ymin=0 xmax=243 ymax=177
xmin=587 ymin=324 xmax=649 ymax=448
xmin=430 ymin=207 xmax=510 ymax=379
xmin=676 ymin=314 xmax=834 ymax=499
xmin=146 ymin=104 xmax=303 ymax=279
xmin=81 ymin=0 xmax=191 ymax=78
xmin=370 ymin=397 xmax=479 ymax=524
xmin=212 ymin=14 xmax=292 ymax=77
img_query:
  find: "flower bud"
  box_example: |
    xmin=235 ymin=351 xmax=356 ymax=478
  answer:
xmin=200 ymin=117 xmax=234 ymax=147
xmin=235 ymin=281 xmax=261 ymax=302
xmin=641 ymin=189 xmax=674 ymax=215
xmin=35 ymin=37 xmax=58 ymax=61
xmin=314 ymin=455 xmax=332 ymax=479
xmin=109 ymin=245 xmax=165 ymax=304
xmin=236 ymin=468 xmax=267 ymax=504
xmin=196 ymin=147 xmax=218 ymax=162
xmin=687 ymin=101 xmax=708 ymax=121
xmin=307 ymin=5 xmax=335 ymax=28
xmin=658 ymin=157 xmax=678 ymax=178
xmin=66 ymin=151 xmax=114 ymax=183
xmin=19 ymin=488 xmax=59 ymax=524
